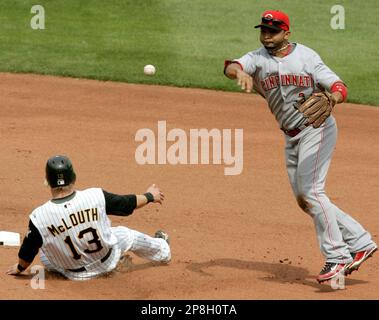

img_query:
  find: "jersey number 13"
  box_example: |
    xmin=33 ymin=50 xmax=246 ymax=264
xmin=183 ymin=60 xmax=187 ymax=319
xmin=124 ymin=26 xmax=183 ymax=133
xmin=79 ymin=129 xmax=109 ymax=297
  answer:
xmin=64 ymin=227 xmax=103 ymax=260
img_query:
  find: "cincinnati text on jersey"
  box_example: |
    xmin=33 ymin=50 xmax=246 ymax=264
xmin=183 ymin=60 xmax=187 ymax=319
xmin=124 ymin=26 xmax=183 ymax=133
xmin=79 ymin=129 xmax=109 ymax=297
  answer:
xmin=261 ymin=73 xmax=314 ymax=91
xmin=47 ymin=208 xmax=99 ymax=236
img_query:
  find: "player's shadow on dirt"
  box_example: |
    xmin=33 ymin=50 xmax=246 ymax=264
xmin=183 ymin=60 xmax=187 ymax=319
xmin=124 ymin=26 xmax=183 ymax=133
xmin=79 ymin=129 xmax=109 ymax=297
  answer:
xmin=115 ymin=260 xmax=170 ymax=274
xmin=13 ymin=270 xmax=68 ymax=281
xmin=186 ymin=259 xmax=368 ymax=293
xmin=12 ymin=258 xmax=168 ymax=282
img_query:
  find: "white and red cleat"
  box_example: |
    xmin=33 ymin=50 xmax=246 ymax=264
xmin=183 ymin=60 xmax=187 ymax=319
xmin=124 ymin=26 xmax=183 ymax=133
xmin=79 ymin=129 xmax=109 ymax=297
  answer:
xmin=345 ymin=246 xmax=377 ymax=275
xmin=316 ymin=262 xmax=348 ymax=283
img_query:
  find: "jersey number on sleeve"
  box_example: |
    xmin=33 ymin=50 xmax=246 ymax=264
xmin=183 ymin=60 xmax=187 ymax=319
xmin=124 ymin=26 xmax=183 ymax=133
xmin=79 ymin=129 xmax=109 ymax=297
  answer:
xmin=64 ymin=227 xmax=104 ymax=260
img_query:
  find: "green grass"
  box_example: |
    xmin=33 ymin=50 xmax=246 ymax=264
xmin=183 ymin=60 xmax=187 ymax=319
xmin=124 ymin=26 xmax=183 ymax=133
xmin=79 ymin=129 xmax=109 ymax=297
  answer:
xmin=0 ymin=0 xmax=378 ymax=105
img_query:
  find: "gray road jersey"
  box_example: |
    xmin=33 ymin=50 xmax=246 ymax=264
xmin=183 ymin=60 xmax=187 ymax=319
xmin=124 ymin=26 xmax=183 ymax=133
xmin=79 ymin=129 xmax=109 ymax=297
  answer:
xmin=236 ymin=43 xmax=341 ymax=130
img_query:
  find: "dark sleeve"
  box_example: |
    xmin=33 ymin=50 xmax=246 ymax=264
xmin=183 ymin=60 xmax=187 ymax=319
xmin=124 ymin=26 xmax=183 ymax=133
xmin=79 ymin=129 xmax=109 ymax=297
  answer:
xmin=18 ymin=220 xmax=43 ymax=263
xmin=103 ymin=190 xmax=137 ymax=216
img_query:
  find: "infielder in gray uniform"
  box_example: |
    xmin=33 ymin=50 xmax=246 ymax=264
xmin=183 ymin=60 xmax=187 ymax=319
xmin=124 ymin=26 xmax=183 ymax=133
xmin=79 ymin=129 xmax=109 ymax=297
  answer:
xmin=224 ymin=10 xmax=377 ymax=283
xmin=7 ymin=155 xmax=171 ymax=281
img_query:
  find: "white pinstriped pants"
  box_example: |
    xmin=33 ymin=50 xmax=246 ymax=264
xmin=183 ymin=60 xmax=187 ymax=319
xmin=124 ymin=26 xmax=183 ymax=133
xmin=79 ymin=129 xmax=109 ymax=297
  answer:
xmin=112 ymin=226 xmax=171 ymax=262
xmin=285 ymin=116 xmax=376 ymax=263
xmin=40 ymin=226 xmax=171 ymax=280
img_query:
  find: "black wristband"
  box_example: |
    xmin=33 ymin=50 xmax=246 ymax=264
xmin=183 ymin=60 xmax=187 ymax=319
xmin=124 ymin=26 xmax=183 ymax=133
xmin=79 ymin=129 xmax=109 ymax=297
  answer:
xmin=17 ymin=263 xmax=26 ymax=272
xmin=144 ymin=192 xmax=154 ymax=203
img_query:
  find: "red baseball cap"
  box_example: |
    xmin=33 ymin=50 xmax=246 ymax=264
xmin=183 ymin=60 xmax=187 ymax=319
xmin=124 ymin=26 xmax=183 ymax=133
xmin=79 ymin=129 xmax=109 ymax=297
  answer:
xmin=254 ymin=10 xmax=290 ymax=31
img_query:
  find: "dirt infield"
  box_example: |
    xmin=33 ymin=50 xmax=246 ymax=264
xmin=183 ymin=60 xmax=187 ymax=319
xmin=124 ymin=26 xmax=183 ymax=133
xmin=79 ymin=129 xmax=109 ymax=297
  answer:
xmin=0 ymin=73 xmax=378 ymax=299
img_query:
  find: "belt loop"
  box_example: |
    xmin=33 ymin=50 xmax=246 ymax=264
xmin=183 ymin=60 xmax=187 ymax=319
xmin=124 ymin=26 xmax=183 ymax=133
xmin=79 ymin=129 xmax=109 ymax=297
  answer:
xmin=282 ymin=123 xmax=309 ymax=137
xmin=67 ymin=247 xmax=113 ymax=273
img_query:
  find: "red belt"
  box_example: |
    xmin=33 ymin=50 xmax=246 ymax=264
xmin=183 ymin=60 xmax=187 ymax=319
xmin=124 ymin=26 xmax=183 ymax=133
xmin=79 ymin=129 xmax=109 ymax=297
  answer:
xmin=282 ymin=123 xmax=309 ymax=137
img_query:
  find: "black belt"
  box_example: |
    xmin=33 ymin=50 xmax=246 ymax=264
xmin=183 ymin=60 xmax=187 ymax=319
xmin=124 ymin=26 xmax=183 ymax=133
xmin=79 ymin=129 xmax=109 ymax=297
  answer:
xmin=282 ymin=123 xmax=310 ymax=137
xmin=67 ymin=248 xmax=113 ymax=273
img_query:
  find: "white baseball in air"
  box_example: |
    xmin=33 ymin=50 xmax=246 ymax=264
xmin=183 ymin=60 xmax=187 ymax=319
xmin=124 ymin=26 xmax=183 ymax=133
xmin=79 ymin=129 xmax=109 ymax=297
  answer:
xmin=144 ymin=64 xmax=156 ymax=76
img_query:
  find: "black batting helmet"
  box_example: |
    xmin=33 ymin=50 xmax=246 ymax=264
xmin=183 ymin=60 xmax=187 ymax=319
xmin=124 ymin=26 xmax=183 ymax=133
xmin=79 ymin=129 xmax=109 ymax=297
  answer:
xmin=45 ymin=155 xmax=76 ymax=188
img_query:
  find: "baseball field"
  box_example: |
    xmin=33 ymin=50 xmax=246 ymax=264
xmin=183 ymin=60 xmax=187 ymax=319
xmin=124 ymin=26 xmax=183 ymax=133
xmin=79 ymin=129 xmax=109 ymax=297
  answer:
xmin=1 ymin=0 xmax=379 ymax=300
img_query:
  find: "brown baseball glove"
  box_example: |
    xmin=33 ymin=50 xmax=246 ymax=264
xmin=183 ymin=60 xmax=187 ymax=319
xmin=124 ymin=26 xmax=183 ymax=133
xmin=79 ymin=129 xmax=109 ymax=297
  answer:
xmin=296 ymin=92 xmax=336 ymax=128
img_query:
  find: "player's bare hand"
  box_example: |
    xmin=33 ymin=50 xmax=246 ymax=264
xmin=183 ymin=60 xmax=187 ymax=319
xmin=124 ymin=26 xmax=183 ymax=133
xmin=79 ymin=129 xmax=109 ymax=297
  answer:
xmin=6 ymin=263 xmax=21 ymax=275
xmin=236 ymin=69 xmax=253 ymax=93
xmin=146 ymin=184 xmax=165 ymax=204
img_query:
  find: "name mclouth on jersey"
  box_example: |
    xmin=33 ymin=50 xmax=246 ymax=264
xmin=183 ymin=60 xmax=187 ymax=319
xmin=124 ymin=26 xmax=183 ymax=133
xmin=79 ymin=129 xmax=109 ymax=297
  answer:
xmin=47 ymin=208 xmax=99 ymax=236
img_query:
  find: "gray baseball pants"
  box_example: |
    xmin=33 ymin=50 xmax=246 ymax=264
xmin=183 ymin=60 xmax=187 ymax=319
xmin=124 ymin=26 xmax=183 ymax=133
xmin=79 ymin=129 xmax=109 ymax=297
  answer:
xmin=285 ymin=115 xmax=376 ymax=263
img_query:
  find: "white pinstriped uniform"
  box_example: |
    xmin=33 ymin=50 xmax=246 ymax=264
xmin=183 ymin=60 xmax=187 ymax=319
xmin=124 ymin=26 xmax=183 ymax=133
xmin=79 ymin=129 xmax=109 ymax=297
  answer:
xmin=234 ymin=43 xmax=376 ymax=263
xmin=31 ymin=188 xmax=171 ymax=281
